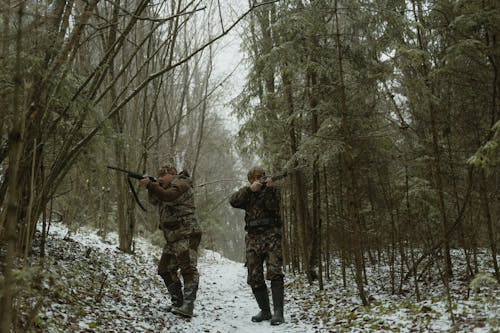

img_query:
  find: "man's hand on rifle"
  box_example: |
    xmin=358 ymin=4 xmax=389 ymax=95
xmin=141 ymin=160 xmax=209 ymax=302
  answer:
xmin=140 ymin=172 xmax=175 ymax=188
xmin=250 ymin=181 xmax=261 ymax=192
xmin=250 ymin=177 xmax=273 ymax=192
xmin=139 ymin=177 xmax=151 ymax=188
xmin=266 ymin=178 xmax=274 ymax=187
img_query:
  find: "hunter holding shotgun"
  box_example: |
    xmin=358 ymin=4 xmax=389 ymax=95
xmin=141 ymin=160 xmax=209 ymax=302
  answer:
xmin=138 ymin=162 xmax=202 ymax=318
xmin=229 ymin=166 xmax=286 ymax=325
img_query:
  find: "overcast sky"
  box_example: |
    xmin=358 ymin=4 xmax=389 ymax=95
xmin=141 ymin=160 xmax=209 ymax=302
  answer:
xmin=211 ymin=1 xmax=250 ymax=134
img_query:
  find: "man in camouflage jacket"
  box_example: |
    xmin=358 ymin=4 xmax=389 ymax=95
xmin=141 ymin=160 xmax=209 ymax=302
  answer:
xmin=229 ymin=166 xmax=285 ymax=325
xmin=140 ymin=162 xmax=202 ymax=318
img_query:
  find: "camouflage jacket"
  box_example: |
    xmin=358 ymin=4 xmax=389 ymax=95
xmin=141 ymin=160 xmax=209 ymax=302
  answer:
xmin=147 ymin=175 xmax=198 ymax=232
xmin=229 ymin=185 xmax=281 ymax=231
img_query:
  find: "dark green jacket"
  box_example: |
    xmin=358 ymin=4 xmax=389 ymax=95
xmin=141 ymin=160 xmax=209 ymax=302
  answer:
xmin=229 ymin=185 xmax=281 ymax=230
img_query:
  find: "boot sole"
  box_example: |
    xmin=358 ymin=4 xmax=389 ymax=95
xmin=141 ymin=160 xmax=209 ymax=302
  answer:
xmin=251 ymin=318 xmax=271 ymax=322
xmin=171 ymin=309 xmax=194 ymax=318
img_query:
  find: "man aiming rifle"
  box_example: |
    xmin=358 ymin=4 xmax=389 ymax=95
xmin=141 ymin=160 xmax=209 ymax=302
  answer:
xmin=229 ymin=166 xmax=287 ymax=326
xmin=108 ymin=163 xmax=202 ymax=318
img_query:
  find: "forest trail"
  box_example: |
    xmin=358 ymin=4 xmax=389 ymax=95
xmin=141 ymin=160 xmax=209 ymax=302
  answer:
xmin=181 ymin=252 xmax=314 ymax=333
xmin=31 ymin=224 xmax=497 ymax=333
xmin=36 ymin=224 xmax=317 ymax=332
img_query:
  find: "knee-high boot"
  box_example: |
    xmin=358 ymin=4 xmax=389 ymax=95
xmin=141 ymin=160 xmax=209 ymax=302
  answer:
xmin=166 ymin=281 xmax=183 ymax=312
xmin=270 ymin=279 xmax=284 ymax=325
xmin=172 ymin=284 xmax=197 ymax=318
xmin=251 ymin=285 xmax=272 ymax=322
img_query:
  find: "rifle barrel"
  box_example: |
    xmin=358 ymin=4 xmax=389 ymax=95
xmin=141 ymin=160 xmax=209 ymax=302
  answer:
xmin=270 ymin=171 xmax=287 ymax=181
xmin=106 ymin=165 xmax=154 ymax=181
xmin=259 ymin=171 xmax=288 ymax=185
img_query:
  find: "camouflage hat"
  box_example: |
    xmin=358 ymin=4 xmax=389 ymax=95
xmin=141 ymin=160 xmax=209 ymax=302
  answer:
xmin=158 ymin=162 xmax=177 ymax=176
xmin=247 ymin=166 xmax=265 ymax=182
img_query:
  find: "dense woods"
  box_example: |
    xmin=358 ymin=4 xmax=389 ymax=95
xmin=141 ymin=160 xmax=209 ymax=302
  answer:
xmin=233 ymin=0 xmax=499 ymax=303
xmin=0 ymin=0 xmax=499 ymax=331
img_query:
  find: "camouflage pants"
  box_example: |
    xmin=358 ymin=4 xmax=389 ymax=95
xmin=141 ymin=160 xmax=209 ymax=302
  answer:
xmin=245 ymin=228 xmax=284 ymax=289
xmin=158 ymin=229 xmax=200 ymax=290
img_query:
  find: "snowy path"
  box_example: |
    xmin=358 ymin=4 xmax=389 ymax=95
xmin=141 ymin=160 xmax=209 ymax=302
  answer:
xmin=34 ymin=224 xmax=499 ymax=332
xmin=37 ymin=224 xmax=317 ymax=332
xmin=166 ymin=251 xmax=315 ymax=332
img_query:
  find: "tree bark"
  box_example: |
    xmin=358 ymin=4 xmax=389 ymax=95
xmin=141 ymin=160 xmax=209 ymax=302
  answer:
xmin=479 ymin=170 xmax=499 ymax=281
xmin=0 ymin=3 xmax=26 ymax=330
xmin=282 ymin=64 xmax=312 ymax=279
xmin=334 ymin=0 xmax=367 ymax=305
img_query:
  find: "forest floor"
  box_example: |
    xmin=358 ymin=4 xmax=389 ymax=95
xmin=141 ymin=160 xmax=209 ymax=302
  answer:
xmin=11 ymin=223 xmax=499 ymax=332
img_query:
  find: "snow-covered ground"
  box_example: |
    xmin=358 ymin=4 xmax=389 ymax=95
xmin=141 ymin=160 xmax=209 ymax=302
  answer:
xmin=29 ymin=224 xmax=314 ymax=332
xmin=14 ymin=223 xmax=499 ymax=332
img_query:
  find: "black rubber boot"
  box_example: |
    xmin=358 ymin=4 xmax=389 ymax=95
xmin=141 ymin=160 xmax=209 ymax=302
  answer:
xmin=171 ymin=299 xmax=194 ymax=318
xmin=270 ymin=279 xmax=284 ymax=325
xmin=172 ymin=286 xmax=197 ymax=318
xmin=251 ymin=285 xmax=272 ymax=322
xmin=166 ymin=281 xmax=183 ymax=312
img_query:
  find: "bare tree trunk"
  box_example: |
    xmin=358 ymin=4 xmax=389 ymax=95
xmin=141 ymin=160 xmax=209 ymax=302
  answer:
xmin=479 ymin=170 xmax=499 ymax=281
xmin=282 ymin=64 xmax=311 ymax=277
xmin=0 ymin=3 xmax=26 ymax=330
xmin=336 ymin=157 xmax=347 ymax=287
xmin=103 ymin=0 xmax=131 ymax=253
xmin=429 ymin=104 xmax=453 ymax=279
xmin=405 ymin=164 xmax=420 ymax=301
xmin=0 ymin=0 xmax=9 ymax=60
xmin=377 ymin=163 xmax=397 ymax=294
xmin=482 ymin=17 xmax=499 ymax=281
xmin=23 ymin=139 xmax=38 ymax=258
xmin=281 ymin=185 xmax=290 ymax=270
xmin=309 ymin=63 xmax=321 ymax=283
xmin=445 ymin=129 xmax=474 ymax=278
xmin=410 ymin=0 xmax=453 ymax=279
xmin=0 ymin=0 xmax=10 ymax=152
xmin=312 ymin=156 xmax=322 ymax=288
xmin=285 ymin=187 xmax=295 ymax=272
xmin=323 ymin=166 xmax=332 ymax=280
xmin=191 ymin=45 xmax=213 ymax=180
xmin=334 ymin=0 xmax=367 ymax=305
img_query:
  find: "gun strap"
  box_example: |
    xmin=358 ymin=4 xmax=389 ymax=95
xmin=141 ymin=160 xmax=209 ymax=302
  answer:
xmin=127 ymin=177 xmax=146 ymax=212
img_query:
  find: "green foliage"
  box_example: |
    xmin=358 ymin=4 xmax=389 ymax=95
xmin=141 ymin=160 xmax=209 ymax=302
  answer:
xmin=0 ymin=264 xmax=56 ymax=331
xmin=467 ymin=121 xmax=500 ymax=172
xmin=470 ymin=272 xmax=498 ymax=294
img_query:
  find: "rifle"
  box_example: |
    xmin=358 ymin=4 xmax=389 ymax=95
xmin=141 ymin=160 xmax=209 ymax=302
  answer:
xmin=107 ymin=166 xmax=156 ymax=182
xmin=107 ymin=166 xmax=156 ymax=211
xmin=259 ymin=171 xmax=288 ymax=187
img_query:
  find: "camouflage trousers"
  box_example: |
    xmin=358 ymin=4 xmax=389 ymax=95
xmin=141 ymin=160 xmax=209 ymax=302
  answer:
xmin=158 ymin=229 xmax=201 ymax=291
xmin=245 ymin=227 xmax=284 ymax=289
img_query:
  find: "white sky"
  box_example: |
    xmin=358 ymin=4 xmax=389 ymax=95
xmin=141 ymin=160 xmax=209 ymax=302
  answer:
xmin=210 ymin=1 xmax=249 ymax=134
